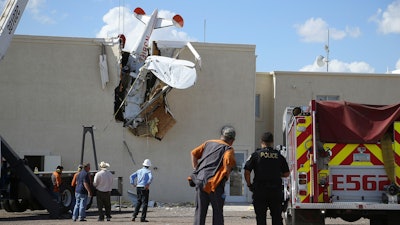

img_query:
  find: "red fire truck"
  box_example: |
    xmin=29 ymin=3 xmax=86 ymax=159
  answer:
xmin=282 ymin=100 xmax=400 ymax=225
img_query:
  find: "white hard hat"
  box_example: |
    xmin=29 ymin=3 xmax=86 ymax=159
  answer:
xmin=143 ymin=159 xmax=152 ymax=167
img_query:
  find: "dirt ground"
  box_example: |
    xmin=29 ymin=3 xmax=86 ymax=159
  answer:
xmin=0 ymin=204 xmax=369 ymax=225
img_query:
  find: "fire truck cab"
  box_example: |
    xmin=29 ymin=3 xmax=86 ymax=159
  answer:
xmin=283 ymin=100 xmax=400 ymax=225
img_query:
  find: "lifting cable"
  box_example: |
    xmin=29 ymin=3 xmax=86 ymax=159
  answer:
xmin=119 ymin=0 xmax=125 ymax=35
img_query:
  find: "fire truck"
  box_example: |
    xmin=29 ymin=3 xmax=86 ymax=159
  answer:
xmin=282 ymin=100 xmax=400 ymax=225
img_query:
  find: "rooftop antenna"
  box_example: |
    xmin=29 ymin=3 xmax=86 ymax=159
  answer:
xmin=316 ymin=29 xmax=330 ymax=72
xmin=203 ymin=19 xmax=206 ymax=42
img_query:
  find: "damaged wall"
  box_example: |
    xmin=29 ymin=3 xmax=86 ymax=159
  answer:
xmin=0 ymin=35 xmax=256 ymax=203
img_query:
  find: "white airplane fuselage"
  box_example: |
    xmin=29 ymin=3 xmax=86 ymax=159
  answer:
xmin=131 ymin=9 xmax=158 ymax=69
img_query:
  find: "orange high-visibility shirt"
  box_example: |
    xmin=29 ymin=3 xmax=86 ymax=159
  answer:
xmin=191 ymin=139 xmax=236 ymax=193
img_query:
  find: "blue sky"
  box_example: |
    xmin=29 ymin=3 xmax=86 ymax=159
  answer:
xmin=2 ymin=0 xmax=400 ymax=73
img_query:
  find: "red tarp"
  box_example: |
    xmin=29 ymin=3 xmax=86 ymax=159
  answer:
xmin=315 ymin=101 xmax=400 ymax=143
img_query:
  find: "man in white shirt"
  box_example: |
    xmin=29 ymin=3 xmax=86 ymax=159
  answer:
xmin=93 ymin=161 xmax=114 ymax=221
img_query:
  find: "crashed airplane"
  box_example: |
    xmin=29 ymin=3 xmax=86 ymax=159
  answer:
xmin=114 ymin=7 xmax=201 ymax=140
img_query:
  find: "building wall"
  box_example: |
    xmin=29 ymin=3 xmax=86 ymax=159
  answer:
xmin=0 ymin=35 xmax=256 ymax=203
xmin=255 ymin=73 xmax=274 ymax=147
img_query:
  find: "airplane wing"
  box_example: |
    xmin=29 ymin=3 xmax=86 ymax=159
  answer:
xmin=123 ymin=55 xmax=197 ymax=127
xmin=145 ymin=55 xmax=196 ymax=89
xmin=154 ymin=40 xmax=202 ymax=68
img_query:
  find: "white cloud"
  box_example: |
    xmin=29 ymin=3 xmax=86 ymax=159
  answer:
xmin=392 ymin=59 xmax=400 ymax=74
xmin=300 ymin=58 xmax=375 ymax=73
xmin=295 ymin=18 xmax=361 ymax=43
xmin=345 ymin=26 xmax=361 ymax=38
xmin=96 ymin=7 xmax=194 ymax=52
xmin=295 ymin=18 xmax=327 ymax=42
xmin=392 ymin=60 xmax=400 ymax=73
xmin=27 ymin=0 xmax=55 ymax=24
xmin=370 ymin=0 xmax=400 ymax=34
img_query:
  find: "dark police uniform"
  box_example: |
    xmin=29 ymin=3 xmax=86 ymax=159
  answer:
xmin=244 ymin=147 xmax=289 ymax=225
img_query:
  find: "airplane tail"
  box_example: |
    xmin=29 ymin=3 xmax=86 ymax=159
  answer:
xmin=133 ymin=7 xmax=184 ymax=28
xmin=172 ymin=15 xmax=184 ymax=28
xmin=133 ymin=7 xmax=146 ymax=16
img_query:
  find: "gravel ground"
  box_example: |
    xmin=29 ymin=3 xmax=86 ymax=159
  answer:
xmin=0 ymin=204 xmax=369 ymax=225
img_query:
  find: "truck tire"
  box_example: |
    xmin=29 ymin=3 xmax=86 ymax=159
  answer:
xmin=340 ymin=214 xmax=361 ymax=222
xmin=60 ymin=185 xmax=74 ymax=212
xmin=2 ymin=199 xmax=12 ymax=212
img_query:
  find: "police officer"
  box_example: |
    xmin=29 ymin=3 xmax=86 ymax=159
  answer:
xmin=244 ymin=132 xmax=290 ymax=225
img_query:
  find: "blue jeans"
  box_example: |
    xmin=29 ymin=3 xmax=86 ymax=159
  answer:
xmin=133 ymin=187 xmax=149 ymax=221
xmin=72 ymin=192 xmax=88 ymax=220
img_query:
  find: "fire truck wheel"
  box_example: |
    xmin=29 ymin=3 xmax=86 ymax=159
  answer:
xmin=2 ymin=199 xmax=12 ymax=212
xmin=341 ymin=214 xmax=360 ymax=222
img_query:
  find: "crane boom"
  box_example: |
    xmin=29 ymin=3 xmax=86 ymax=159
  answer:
xmin=0 ymin=0 xmax=28 ymax=61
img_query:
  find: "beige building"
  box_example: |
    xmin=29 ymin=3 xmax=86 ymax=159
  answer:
xmin=0 ymin=35 xmax=256 ymax=204
xmin=1 ymin=35 xmax=400 ymax=205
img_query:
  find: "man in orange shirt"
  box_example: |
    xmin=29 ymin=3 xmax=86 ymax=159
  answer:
xmin=51 ymin=165 xmax=63 ymax=203
xmin=191 ymin=125 xmax=236 ymax=225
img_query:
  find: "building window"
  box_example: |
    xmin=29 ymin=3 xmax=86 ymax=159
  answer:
xmin=255 ymin=94 xmax=261 ymax=119
xmin=316 ymin=95 xmax=339 ymax=101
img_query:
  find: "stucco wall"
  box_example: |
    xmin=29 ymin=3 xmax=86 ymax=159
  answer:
xmin=0 ymin=35 xmax=256 ymax=203
xmin=255 ymin=73 xmax=274 ymax=147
